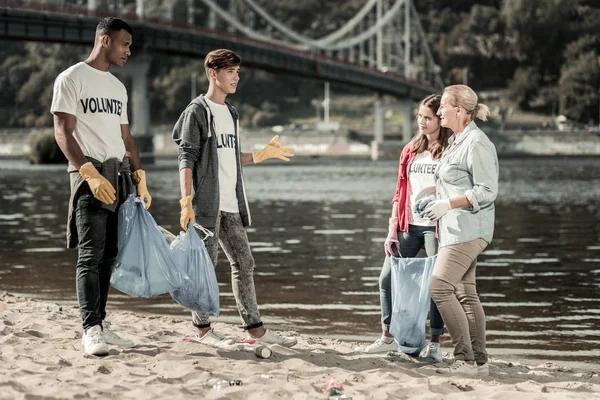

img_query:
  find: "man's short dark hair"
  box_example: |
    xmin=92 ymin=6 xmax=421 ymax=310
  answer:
xmin=96 ymin=17 xmax=133 ymax=38
xmin=204 ymin=49 xmax=242 ymax=73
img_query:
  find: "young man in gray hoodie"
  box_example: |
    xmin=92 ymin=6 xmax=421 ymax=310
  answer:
xmin=172 ymin=49 xmax=296 ymax=348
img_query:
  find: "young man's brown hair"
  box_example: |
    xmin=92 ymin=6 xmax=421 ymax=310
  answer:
xmin=204 ymin=49 xmax=242 ymax=77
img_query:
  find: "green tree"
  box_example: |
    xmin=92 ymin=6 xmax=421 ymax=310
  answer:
xmin=502 ymin=0 xmax=577 ymax=107
xmin=559 ymin=36 xmax=600 ymax=123
xmin=507 ymin=67 xmax=541 ymax=109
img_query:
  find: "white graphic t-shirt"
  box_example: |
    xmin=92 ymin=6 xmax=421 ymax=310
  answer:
xmin=205 ymin=97 xmax=239 ymax=213
xmin=50 ymin=62 xmax=128 ymax=163
xmin=408 ymin=151 xmax=438 ymax=227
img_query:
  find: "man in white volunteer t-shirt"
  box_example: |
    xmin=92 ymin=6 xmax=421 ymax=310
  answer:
xmin=173 ymin=49 xmax=297 ymax=348
xmin=51 ymin=17 xmax=151 ymax=357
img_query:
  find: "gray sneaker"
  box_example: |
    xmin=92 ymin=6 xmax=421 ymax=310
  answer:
xmin=355 ymin=338 xmax=398 ymax=354
xmin=193 ymin=329 xmax=236 ymax=348
xmin=102 ymin=321 xmax=134 ymax=348
xmin=424 ymin=342 xmax=443 ymax=363
xmin=250 ymin=329 xmax=297 ymax=348
xmin=436 ymin=360 xmax=478 ymax=376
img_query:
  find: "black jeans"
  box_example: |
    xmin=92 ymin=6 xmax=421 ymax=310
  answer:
xmin=74 ymin=188 xmax=121 ymax=330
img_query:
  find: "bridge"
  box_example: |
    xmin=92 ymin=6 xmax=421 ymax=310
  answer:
xmin=0 ymin=0 xmax=444 ymax=158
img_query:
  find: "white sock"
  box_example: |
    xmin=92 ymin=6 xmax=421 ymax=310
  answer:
xmin=381 ymin=335 xmax=394 ymax=344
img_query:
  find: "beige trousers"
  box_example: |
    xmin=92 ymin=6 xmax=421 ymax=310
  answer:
xmin=429 ymin=238 xmax=488 ymax=364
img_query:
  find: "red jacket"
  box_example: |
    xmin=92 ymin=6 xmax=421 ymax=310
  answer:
xmin=391 ymin=144 xmax=416 ymax=233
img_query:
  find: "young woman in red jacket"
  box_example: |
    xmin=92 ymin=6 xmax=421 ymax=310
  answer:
xmin=356 ymin=94 xmax=452 ymax=361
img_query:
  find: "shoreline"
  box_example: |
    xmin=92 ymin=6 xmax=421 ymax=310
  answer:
xmin=3 ymin=152 xmax=600 ymax=172
xmin=1 ymin=292 xmax=599 ymax=399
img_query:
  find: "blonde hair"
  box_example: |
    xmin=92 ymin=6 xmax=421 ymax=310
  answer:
xmin=443 ymin=85 xmax=490 ymax=122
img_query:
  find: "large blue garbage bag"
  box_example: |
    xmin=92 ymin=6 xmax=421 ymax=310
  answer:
xmin=389 ymin=255 xmax=437 ymax=356
xmin=169 ymin=223 xmax=220 ymax=316
xmin=111 ymin=196 xmax=191 ymax=297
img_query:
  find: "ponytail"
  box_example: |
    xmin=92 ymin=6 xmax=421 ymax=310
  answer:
xmin=473 ymin=103 xmax=490 ymax=121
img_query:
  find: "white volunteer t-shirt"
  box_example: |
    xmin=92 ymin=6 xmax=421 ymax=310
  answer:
xmin=408 ymin=151 xmax=438 ymax=227
xmin=50 ymin=62 xmax=128 ymax=163
xmin=205 ymin=97 xmax=239 ymax=213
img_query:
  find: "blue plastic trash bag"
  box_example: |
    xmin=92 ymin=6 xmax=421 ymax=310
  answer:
xmin=111 ymin=195 xmax=191 ymax=297
xmin=389 ymin=255 xmax=437 ymax=356
xmin=169 ymin=223 xmax=220 ymax=316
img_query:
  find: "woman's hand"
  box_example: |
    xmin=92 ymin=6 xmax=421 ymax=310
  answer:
xmin=421 ymin=199 xmax=451 ymax=221
xmin=384 ymin=217 xmax=400 ymax=257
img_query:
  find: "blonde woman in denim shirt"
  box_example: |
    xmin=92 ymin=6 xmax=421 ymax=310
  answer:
xmin=355 ymin=94 xmax=452 ymax=360
xmin=420 ymin=85 xmax=498 ymax=375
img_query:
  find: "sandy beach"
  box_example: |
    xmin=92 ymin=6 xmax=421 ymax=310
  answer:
xmin=0 ymin=291 xmax=599 ymax=400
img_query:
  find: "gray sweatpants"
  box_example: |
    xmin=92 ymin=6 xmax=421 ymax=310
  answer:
xmin=191 ymin=211 xmax=263 ymax=330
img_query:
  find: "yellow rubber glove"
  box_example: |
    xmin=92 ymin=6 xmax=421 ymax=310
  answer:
xmin=132 ymin=169 xmax=152 ymax=210
xmin=180 ymin=195 xmax=195 ymax=231
xmin=79 ymin=163 xmax=116 ymax=205
xmin=252 ymin=135 xmax=294 ymax=164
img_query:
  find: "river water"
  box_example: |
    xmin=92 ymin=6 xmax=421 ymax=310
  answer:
xmin=1 ymin=157 xmax=599 ymax=366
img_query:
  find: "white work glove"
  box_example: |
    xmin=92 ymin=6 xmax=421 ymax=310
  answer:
xmin=420 ymin=199 xmax=451 ymax=221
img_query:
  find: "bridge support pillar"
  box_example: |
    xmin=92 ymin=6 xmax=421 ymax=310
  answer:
xmin=399 ymin=100 xmax=413 ymax=143
xmin=87 ymin=0 xmax=96 ymax=14
xmin=121 ymin=54 xmax=154 ymax=164
xmin=136 ymin=0 xmax=145 ymax=20
xmin=372 ymin=94 xmax=384 ymax=161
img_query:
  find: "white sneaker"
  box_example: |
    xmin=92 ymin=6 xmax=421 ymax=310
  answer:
xmin=82 ymin=325 xmax=109 ymax=356
xmin=102 ymin=321 xmax=134 ymax=348
xmin=478 ymin=363 xmax=490 ymax=376
xmin=436 ymin=360 xmax=478 ymax=376
xmin=355 ymin=338 xmax=398 ymax=354
xmin=424 ymin=342 xmax=443 ymax=363
xmin=193 ymin=329 xmax=236 ymax=348
xmin=250 ymin=329 xmax=297 ymax=348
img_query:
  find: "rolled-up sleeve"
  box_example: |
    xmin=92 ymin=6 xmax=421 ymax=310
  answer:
xmin=172 ymin=109 xmax=201 ymax=170
xmin=465 ymin=141 xmax=498 ymax=212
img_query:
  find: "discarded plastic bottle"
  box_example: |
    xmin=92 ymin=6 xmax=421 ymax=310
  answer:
xmin=259 ymin=371 xmax=297 ymax=383
xmin=243 ymin=344 xmax=272 ymax=359
xmin=202 ymin=378 xmax=243 ymax=390
xmin=36 ymin=302 xmax=62 ymax=312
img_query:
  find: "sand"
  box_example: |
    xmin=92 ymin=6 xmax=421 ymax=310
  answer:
xmin=0 ymin=291 xmax=599 ymax=400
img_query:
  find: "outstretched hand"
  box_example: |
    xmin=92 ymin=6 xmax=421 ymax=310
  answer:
xmin=253 ymin=135 xmax=294 ymax=163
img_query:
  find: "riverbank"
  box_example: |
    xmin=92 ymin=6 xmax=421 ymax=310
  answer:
xmin=1 ymin=292 xmax=599 ymax=399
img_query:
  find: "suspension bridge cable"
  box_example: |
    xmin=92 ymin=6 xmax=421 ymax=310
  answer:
xmin=243 ymin=0 xmax=378 ymax=46
xmin=409 ymin=0 xmax=444 ymax=88
xmin=200 ymin=0 xmax=301 ymax=49
xmin=202 ymin=0 xmax=405 ymax=51
xmin=319 ymin=0 xmax=405 ymax=51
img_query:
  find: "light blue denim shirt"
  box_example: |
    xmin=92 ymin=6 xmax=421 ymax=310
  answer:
xmin=435 ymin=121 xmax=499 ymax=247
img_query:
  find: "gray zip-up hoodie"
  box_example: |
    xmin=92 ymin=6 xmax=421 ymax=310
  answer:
xmin=172 ymin=94 xmax=251 ymax=229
